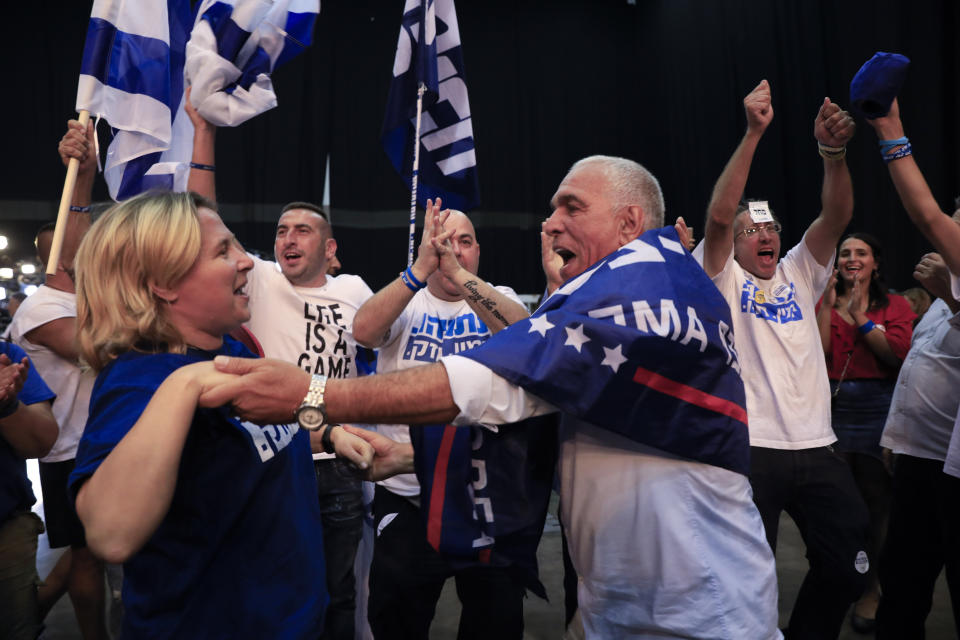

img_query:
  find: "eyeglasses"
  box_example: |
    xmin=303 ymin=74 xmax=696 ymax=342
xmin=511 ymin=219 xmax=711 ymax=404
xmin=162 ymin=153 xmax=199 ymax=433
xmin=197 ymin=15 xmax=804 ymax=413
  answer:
xmin=735 ymin=222 xmax=782 ymax=240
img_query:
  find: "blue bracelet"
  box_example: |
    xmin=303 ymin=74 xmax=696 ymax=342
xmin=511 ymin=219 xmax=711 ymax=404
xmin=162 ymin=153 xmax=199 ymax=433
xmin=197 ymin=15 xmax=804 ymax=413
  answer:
xmin=189 ymin=162 xmax=216 ymax=172
xmin=69 ymin=205 xmax=91 ymax=213
xmin=405 ymin=266 xmax=426 ymax=289
xmin=878 ymin=137 xmax=909 ymax=154
xmin=857 ymin=320 xmax=876 ymax=335
xmin=399 ymin=269 xmax=422 ymax=293
xmin=883 ymin=142 xmax=913 ymax=163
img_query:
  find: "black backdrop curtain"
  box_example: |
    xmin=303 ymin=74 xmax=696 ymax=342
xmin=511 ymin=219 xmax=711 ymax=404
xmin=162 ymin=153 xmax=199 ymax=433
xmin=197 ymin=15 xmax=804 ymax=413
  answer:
xmin=3 ymin=0 xmax=958 ymax=293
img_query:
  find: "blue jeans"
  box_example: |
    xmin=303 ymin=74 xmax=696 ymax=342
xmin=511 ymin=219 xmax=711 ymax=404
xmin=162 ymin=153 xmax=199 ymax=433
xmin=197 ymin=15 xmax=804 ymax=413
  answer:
xmin=314 ymin=458 xmax=364 ymax=640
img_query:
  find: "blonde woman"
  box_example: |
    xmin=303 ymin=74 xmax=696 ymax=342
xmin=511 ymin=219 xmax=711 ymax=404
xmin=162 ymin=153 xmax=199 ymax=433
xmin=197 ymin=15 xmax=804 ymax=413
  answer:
xmin=67 ymin=191 xmax=371 ymax=638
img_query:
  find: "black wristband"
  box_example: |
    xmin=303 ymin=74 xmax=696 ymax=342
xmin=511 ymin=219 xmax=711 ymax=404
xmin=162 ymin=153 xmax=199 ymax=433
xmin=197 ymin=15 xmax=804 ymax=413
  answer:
xmin=321 ymin=424 xmax=338 ymax=454
xmin=0 ymin=396 xmax=20 ymax=419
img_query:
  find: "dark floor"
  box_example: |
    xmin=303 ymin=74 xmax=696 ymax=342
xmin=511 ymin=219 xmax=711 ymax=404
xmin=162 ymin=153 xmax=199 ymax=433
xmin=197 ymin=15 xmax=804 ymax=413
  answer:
xmin=31 ymin=464 xmax=955 ymax=639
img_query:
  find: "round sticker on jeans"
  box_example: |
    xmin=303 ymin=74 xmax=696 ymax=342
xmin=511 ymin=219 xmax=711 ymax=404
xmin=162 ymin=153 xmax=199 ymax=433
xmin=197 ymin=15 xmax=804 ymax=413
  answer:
xmin=854 ymin=550 xmax=869 ymax=574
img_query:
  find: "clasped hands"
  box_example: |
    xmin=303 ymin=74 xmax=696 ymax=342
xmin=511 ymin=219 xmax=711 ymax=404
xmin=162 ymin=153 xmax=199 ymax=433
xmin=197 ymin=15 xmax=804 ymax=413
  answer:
xmin=177 ymin=358 xmax=412 ymax=481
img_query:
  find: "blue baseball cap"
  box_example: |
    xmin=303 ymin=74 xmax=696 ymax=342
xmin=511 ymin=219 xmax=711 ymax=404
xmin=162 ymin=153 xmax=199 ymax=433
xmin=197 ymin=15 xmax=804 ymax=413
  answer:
xmin=850 ymin=52 xmax=910 ymax=118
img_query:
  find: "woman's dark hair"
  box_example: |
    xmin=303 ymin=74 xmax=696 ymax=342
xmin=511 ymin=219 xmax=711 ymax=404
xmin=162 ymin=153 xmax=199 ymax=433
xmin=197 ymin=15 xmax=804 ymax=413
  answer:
xmin=835 ymin=232 xmax=889 ymax=309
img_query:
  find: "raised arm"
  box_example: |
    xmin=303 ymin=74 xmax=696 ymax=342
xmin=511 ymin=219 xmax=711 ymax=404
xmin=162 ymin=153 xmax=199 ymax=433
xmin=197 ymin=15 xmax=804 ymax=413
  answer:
xmin=185 ymin=86 xmax=218 ymax=203
xmin=352 ymin=199 xmax=446 ymax=347
xmin=804 ymin=98 xmax=856 ymax=265
xmin=703 ymin=80 xmax=773 ymax=277
xmin=432 ymin=211 xmax=529 ymax=331
xmin=866 ymin=99 xmax=960 ymax=276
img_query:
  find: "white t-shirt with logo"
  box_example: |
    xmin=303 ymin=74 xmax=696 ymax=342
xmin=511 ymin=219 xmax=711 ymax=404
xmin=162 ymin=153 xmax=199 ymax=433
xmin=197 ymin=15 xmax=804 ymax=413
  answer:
xmin=244 ymin=256 xmax=373 ymax=460
xmin=376 ymin=285 xmax=521 ymax=497
xmin=703 ymin=235 xmax=835 ymax=449
xmin=10 ymin=286 xmax=96 ymax=462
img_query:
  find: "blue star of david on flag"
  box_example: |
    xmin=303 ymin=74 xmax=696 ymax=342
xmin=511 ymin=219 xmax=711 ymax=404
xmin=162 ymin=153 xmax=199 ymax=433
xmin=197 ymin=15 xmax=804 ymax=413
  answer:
xmin=463 ymin=226 xmax=751 ymax=475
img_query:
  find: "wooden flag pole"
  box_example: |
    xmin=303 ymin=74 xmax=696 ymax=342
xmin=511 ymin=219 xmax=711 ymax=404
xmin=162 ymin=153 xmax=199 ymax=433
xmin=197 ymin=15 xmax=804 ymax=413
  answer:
xmin=47 ymin=109 xmax=91 ymax=276
xmin=407 ymin=83 xmax=426 ymax=268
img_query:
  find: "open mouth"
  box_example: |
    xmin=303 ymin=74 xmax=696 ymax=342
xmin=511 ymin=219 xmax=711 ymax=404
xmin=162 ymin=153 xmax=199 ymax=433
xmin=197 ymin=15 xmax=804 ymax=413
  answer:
xmin=234 ymin=282 xmax=248 ymax=296
xmin=555 ymin=248 xmax=575 ymax=266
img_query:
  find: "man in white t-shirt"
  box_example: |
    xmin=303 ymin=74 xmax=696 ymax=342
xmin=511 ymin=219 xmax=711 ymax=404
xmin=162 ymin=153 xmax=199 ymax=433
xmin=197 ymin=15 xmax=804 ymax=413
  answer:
xmin=351 ymin=205 xmax=538 ymax=639
xmin=238 ymin=202 xmax=374 ymax=640
xmin=10 ymin=120 xmax=107 ymax=639
xmin=210 ymin=155 xmax=782 ymax=640
xmin=862 ymin=97 xmax=960 ymax=637
xmin=697 ymin=80 xmax=869 ymax=639
xmin=876 ymin=246 xmax=960 ymax=635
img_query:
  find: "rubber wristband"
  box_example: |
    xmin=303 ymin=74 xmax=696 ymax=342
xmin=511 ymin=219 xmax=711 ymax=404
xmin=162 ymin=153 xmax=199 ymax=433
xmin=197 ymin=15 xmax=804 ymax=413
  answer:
xmin=857 ymin=320 xmax=876 ymax=335
xmin=69 ymin=205 xmax=91 ymax=213
xmin=878 ymin=137 xmax=909 ymax=154
xmin=399 ymin=270 xmax=419 ymax=292
xmin=883 ymin=142 xmax=912 ymax=163
xmin=405 ymin=266 xmax=426 ymax=289
xmin=189 ymin=162 xmax=216 ymax=172
xmin=321 ymin=425 xmax=338 ymax=454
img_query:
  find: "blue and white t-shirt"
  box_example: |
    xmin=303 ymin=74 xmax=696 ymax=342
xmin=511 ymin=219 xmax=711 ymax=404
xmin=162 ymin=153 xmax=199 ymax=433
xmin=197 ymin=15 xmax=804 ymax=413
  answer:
xmin=69 ymin=337 xmax=327 ymax=639
xmin=705 ymin=234 xmax=836 ymax=449
xmin=375 ymin=286 xmax=521 ymax=497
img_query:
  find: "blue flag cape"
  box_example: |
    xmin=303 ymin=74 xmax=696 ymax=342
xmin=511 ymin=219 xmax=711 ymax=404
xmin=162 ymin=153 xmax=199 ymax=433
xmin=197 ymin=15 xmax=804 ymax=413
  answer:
xmin=410 ymin=416 xmax=556 ymax=597
xmin=462 ymin=227 xmax=750 ymax=476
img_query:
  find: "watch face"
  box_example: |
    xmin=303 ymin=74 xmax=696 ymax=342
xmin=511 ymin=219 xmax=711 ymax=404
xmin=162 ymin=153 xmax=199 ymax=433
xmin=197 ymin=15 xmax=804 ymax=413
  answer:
xmin=297 ymin=406 xmax=325 ymax=430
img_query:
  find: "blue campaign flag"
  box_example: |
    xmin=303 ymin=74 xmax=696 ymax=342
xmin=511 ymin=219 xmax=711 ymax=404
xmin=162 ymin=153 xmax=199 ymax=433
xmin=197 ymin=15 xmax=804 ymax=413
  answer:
xmin=186 ymin=0 xmax=319 ymax=127
xmin=410 ymin=416 xmax=557 ymax=598
xmin=76 ymin=0 xmax=193 ymax=201
xmin=462 ymin=227 xmax=752 ymax=476
xmin=382 ymin=0 xmax=480 ymax=212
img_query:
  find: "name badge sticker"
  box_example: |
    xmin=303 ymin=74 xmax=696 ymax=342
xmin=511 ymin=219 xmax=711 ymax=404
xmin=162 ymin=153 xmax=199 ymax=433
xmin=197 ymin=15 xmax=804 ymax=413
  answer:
xmin=748 ymin=201 xmax=774 ymax=224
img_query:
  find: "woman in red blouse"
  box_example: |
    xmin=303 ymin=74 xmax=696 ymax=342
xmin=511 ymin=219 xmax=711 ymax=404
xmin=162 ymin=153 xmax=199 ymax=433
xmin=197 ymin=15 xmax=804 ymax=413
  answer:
xmin=816 ymin=232 xmax=915 ymax=632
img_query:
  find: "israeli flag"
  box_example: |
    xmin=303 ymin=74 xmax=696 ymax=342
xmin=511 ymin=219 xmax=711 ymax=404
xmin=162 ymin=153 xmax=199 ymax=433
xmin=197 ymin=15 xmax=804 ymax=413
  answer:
xmin=76 ymin=0 xmax=320 ymax=202
xmin=186 ymin=0 xmax=320 ymax=127
xmin=76 ymin=0 xmax=193 ymax=201
xmin=382 ymin=0 xmax=480 ymax=212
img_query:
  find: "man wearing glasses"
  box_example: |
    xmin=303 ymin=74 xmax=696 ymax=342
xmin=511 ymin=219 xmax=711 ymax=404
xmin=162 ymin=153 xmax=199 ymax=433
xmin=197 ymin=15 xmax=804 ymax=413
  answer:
xmin=697 ymin=79 xmax=870 ymax=640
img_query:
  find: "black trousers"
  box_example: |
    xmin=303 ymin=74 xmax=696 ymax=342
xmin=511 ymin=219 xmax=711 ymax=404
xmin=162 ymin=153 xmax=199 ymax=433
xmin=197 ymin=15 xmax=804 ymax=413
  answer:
xmin=750 ymin=446 xmax=870 ymax=639
xmin=314 ymin=458 xmax=364 ymax=640
xmin=876 ymin=455 xmax=960 ymax=639
xmin=367 ymin=485 xmax=525 ymax=640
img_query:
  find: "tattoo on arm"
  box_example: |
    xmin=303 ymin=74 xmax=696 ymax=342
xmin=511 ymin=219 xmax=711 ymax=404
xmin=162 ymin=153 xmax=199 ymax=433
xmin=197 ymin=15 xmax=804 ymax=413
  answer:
xmin=463 ymin=280 xmax=510 ymax=326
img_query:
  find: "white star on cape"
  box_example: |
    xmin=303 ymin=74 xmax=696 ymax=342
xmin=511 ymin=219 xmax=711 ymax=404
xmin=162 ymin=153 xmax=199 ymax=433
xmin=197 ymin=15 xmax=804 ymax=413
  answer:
xmin=564 ymin=324 xmax=590 ymax=352
xmin=528 ymin=315 xmax=555 ymax=337
xmin=601 ymin=344 xmax=628 ymax=372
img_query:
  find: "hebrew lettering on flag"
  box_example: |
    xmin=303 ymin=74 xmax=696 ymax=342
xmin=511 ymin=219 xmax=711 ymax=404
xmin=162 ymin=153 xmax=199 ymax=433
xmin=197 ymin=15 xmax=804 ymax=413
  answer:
xmin=382 ymin=0 xmax=480 ymax=212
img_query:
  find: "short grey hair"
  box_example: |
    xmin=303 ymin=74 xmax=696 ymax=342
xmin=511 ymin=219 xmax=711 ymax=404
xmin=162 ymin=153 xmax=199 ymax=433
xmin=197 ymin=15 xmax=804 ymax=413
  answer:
xmin=569 ymin=155 xmax=665 ymax=230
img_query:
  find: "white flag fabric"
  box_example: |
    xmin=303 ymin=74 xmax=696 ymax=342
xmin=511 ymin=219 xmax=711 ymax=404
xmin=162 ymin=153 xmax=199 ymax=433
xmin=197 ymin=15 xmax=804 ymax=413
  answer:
xmin=186 ymin=0 xmax=320 ymax=127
